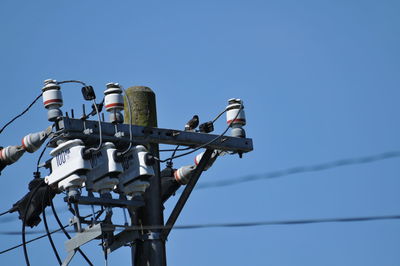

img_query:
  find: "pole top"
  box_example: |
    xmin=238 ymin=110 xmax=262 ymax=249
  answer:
xmin=126 ymin=86 xmax=154 ymax=94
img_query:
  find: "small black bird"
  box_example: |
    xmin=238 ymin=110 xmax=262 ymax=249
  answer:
xmin=185 ymin=115 xmax=199 ymax=131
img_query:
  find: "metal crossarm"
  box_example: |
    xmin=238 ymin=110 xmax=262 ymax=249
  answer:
xmin=54 ymin=117 xmax=253 ymax=153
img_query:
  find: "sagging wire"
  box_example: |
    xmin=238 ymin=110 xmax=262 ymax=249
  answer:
xmin=156 ymin=103 xmax=243 ymax=163
xmin=166 ymin=106 xmax=227 ymax=165
xmin=57 ymin=80 xmax=87 ymax=87
xmin=197 ymin=150 xmax=400 ymax=189
xmin=57 ymin=80 xmax=104 ymax=153
xmin=22 ymin=179 xmax=45 ymax=266
xmin=0 ymin=226 xmax=67 ymax=255
xmin=211 ymin=108 xmax=227 ymax=124
xmin=0 ymin=93 xmax=42 ymax=135
xmin=42 ymin=187 xmax=62 ymax=265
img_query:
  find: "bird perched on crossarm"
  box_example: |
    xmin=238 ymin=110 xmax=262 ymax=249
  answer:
xmin=185 ymin=115 xmax=199 ymax=131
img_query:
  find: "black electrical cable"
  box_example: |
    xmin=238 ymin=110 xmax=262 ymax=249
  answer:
xmin=42 ymin=187 xmax=62 ymax=265
xmin=107 ymin=214 xmax=400 ymax=231
xmin=0 ymin=93 xmax=42 ymax=135
xmin=159 ymin=147 xmax=192 ymax=152
xmin=22 ymin=179 xmax=45 ymax=266
xmin=50 ymin=199 xmax=94 ymax=266
xmin=57 ymin=80 xmax=87 ymax=86
xmin=36 ymin=142 xmax=49 ymax=173
xmin=197 ymin=150 xmax=400 ymax=189
xmin=0 ymin=226 xmax=67 ymax=255
xmin=211 ymin=108 xmax=227 ymax=124
xmin=156 ymin=103 xmax=243 ymax=163
xmin=0 ymin=210 xmax=11 ymax=217
xmin=168 ymin=145 xmax=181 ymax=165
xmin=163 ymin=106 xmax=229 ymax=162
xmin=1 ymin=213 xmax=400 ymax=237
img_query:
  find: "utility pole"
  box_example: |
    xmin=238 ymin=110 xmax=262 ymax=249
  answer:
xmin=8 ymin=79 xmax=253 ymax=266
xmin=124 ymin=86 xmax=166 ymax=266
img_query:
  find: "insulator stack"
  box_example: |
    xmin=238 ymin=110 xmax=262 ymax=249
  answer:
xmin=0 ymin=145 xmax=25 ymax=165
xmin=22 ymin=127 xmax=51 ymax=153
xmin=42 ymin=79 xmax=63 ymax=122
xmin=174 ymin=165 xmax=196 ymax=185
xmin=226 ymin=98 xmax=246 ymax=138
xmin=104 ymin=83 xmax=124 ymax=123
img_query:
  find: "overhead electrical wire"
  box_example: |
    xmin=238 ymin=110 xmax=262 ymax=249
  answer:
xmin=0 ymin=150 xmax=398 ymax=225
xmin=41 ymin=187 xmax=62 ymax=265
xmin=165 ymin=106 xmax=230 ymax=163
xmin=22 ymin=179 xmax=45 ymax=266
xmin=197 ymin=150 xmax=400 ymax=189
xmin=0 ymin=226 xmax=67 ymax=255
xmin=0 ymin=214 xmax=399 ymax=241
xmin=0 ymin=93 xmax=42 ymax=135
xmin=0 ymin=210 xmax=11 ymax=217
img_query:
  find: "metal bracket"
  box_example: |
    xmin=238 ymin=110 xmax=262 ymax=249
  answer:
xmin=65 ymin=194 xmax=145 ymax=208
xmin=140 ymin=232 xmax=162 ymax=241
xmin=53 ymin=117 xmax=253 ymax=153
xmin=63 ymin=223 xmax=114 ymax=265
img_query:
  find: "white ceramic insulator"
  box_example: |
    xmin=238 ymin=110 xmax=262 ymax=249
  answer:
xmin=0 ymin=145 xmax=25 ymax=164
xmin=43 ymin=89 xmax=63 ymax=108
xmin=22 ymin=131 xmax=47 ymax=153
xmin=118 ymin=145 xmax=154 ymax=195
xmin=58 ymin=173 xmax=86 ymax=192
xmin=85 ymin=142 xmax=122 ymax=193
xmin=45 ymin=139 xmax=91 ymax=188
xmin=104 ymin=90 xmax=124 ymax=112
xmin=174 ymin=165 xmax=196 ymax=185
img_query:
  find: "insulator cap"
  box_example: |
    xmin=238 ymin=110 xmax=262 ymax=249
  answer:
xmin=226 ymin=98 xmax=246 ymax=126
xmin=104 ymin=83 xmax=124 ymax=114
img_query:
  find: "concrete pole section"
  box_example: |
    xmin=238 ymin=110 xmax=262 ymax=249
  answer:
xmin=124 ymin=86 xmax=167 ymax=266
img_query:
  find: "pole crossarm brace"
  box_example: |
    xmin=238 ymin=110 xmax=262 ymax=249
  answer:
xmin=162 ymin=149 xmax=214 ymax=239
xmin=53 ymin=117 xmax=253 ymax=153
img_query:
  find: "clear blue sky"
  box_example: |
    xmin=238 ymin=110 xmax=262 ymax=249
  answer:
xmin=0 ymin=0 xmax=399 ymax=265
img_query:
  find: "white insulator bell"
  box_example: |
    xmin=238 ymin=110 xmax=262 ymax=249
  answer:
xmin=45 ymin=139 xmax=91 ymax=196
xmin=42 ymin=79 xmax=63 ymax=122
xmin=104 ymin=83 xmax=124 ymax=123
xmin=85 ymin=142 xmax=123 ymax=194
xmin=226 ymin=98 xmax=246 ymax=138
xmin=118 ymin=145 xmax=154 ymax=196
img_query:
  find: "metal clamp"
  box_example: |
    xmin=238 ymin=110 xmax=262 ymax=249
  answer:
xmin=140 ymin=232 xmax=162 ymax=241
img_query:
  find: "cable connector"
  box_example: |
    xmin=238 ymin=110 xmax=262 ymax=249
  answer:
xmin=81 ymin=86 xmax=96 ymax=101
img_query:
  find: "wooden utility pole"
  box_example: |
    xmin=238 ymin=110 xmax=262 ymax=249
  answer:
xmin=124 ymin=86 xmax=167 ymax=266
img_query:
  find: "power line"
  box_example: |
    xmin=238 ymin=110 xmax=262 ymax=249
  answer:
xmin=197 ymin=150 xmax=400 ymax=189
xmin=0 ymin=226 xmax=66 ymax=255
xmin=0 ymin=93 xmax=42 ymax=135
xmin=157 ymin=103 xmax=243 ymax=163
xmin=0 ymin=210 xmax=11 ymax=217
xmin=0 ymin=214 xmax=399 ymax=237
xmin=42 ymin=187 xmax=62 ymax=265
